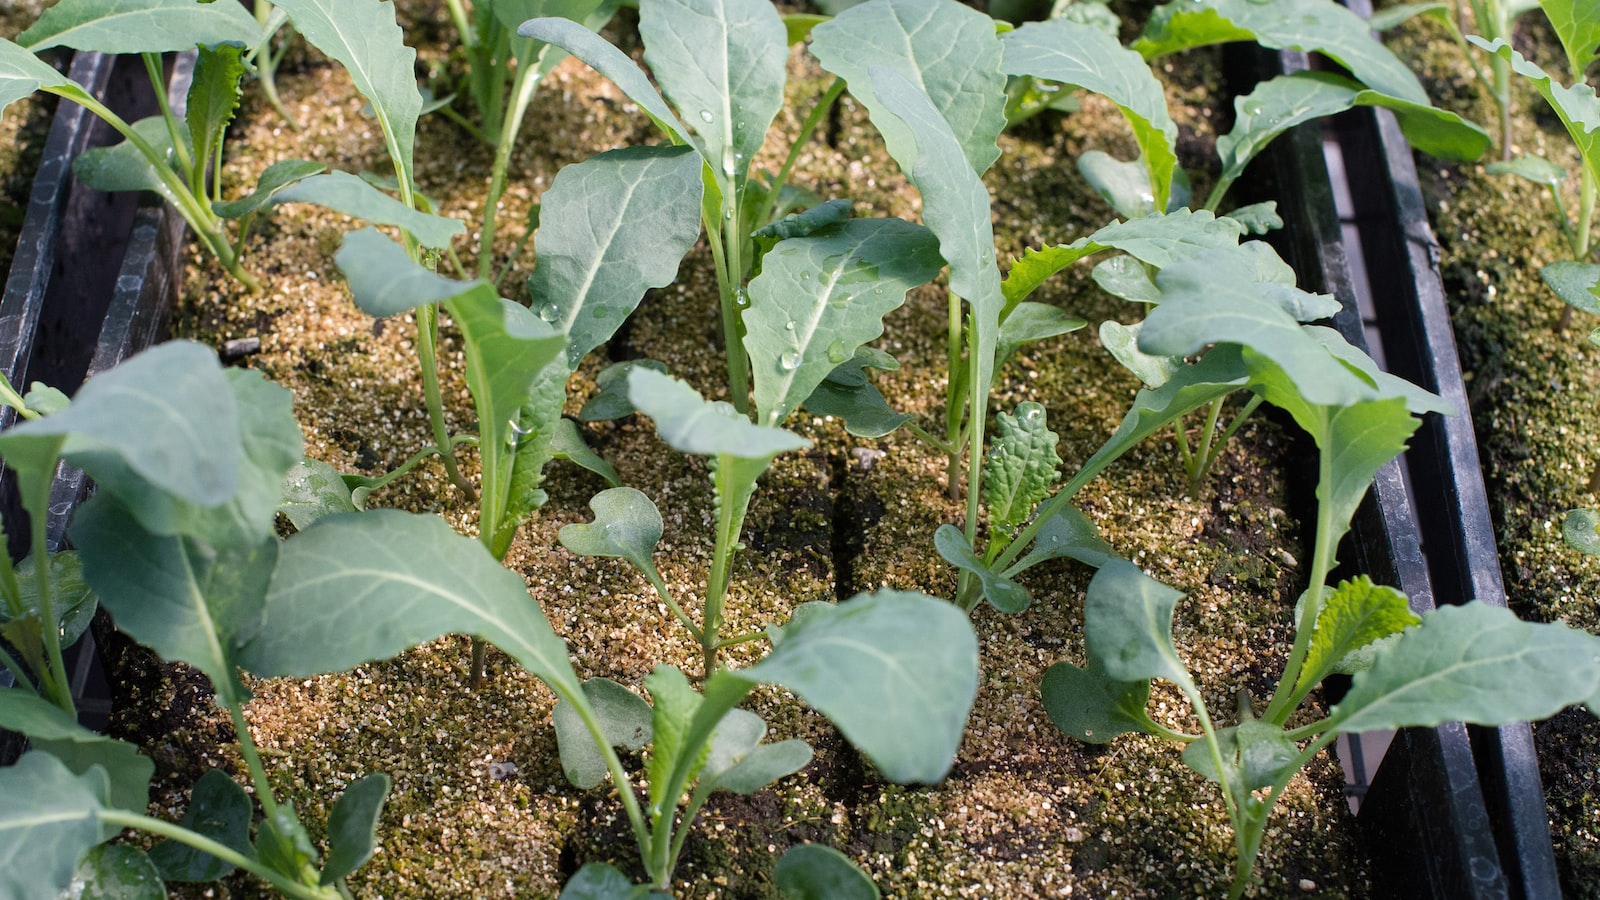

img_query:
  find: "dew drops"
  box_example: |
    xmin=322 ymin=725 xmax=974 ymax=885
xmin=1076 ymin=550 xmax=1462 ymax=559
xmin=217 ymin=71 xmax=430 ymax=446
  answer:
xmin=784 ymin=320 xmax=796 ymax=331
xmin=734 ymin=288 xmax=751 ymax=309
xmin=698 ymin=109 xmax=714 ymax=123
xmin=799 ymin=271 xmax=812 ymax=282
xmin=780 ymin=350 xmax=803 ymax=371
xmin=826 ymin=339 xmax=848 ymax=364
xmin=537 ymin=302 xmax=559 ymax=323
xmin=1024 ymin=406 xmax=1043 ymax=421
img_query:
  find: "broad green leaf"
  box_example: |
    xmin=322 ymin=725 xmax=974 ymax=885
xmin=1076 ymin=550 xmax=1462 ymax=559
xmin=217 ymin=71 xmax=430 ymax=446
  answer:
xmin=1541 ymin=0 xmax=1600 ymax=79
xmin=0 ymin=346 xmax=236 ymax=511
xmin=1487 ymin=154 xmax=1567 ymax=190
xmin=320 ymin=774 xmax=390 ymax=885
xmin=0 ymin=39 xmax=71 ymax=113
xmin=20 ymin=0 xmax=262 ymax=52
xmin=707 ymin=743 xmax=813 ymax=796
xmin=646 ymin=665 xmax=708 ymax=809
xmin=1472 ymin=39 xmax=1600 ymax=187
xmin=1303 ymin=325 xmax=1452 ymax=415
xmin=1076 ymin=150 xmax=1165 ymax=220
xmin=1041 ymin=658 xmax=1153 ymax=743
xmin=810 ymin=0 xmax=1007 ymax=175
xmin=1295 ymin=576 xmax=1421 ymax=698
xmin=1005 ymin=499 xmax=1121 ymax=575
xmin=933 ymin=524 xmax=1031 ymax=613
xmin=1134 ymin=0 xmax=1430 ymax=105
xmin=85 ymin=367 xmax=302 ymax=547
xmin=71 ymin=844 xmax=165 ymax=900
xmin=1542 ymin=260 xmax=1600 ymax=315
xmin=518 ymin=18 xmax=692 ymax=145
xmin=551 ymin=678 xmax=653 ymax=789
xmin=800 ymin=350 xmax=911 ymax=438
xmin=1083 ymin=560 xmax=1192 ymax=691
xmin=1564 ymin=508 xmax=1600 ymax=556
xmin=270 ymin=0 xmax=420 ymax=181
xmin=0 ymin=688 xmax=151 ymax=813
xmin=22 ymin=382 xmax=70 ymax=415
xmin=868 ymin=66 xmax=1004 ymax=402
xmin=1002 ymin=19 xmax=1178 ymax=212
xmin=576 ymin=360 xmax=667 ymax=422
xmin=996 ymin=302 xmax=1087 ymax=364
xmin=1366 ymin=2 xmax=1450 ymax=32
xmin=745 ymin=217 xmax=942 ymax=426
xmin=2 ymin=551 xmax=97 ymax=647
xmin=1003 ymin=208 xmax=1245 ymax=309
xmin=1100 ymin=320 xmax=1178 ymax=388
xmin=626 ymin=367 xmax=810 ymax=460
xmin=549 ymin=418 xmax=622 ymax=487
xmin=1092 ymin=257 xmax=1162 ymax=304
xmin=739 ymin=590 xmax=978 ymax=783
xmin=187 ymin=43 xmax=247 ymax=183
xmin=983 ymin=402 xmax=1060 ymax=533
xmin=148 ymin=770 xmax=252 ymax=882
xmin=640 ymin=0 xmax=787 ymax=195
xmin=527 ymin=145 xmax=704 ymax=369
xmin=1219 ymin=72 xmax=1486 ymax=192
xmin=1064 ymin=344 xmax=1248 ymax=493
xmin=254 ymin=806 xmax=316 ymax=884
xmin=560 ymin=863 xmax=654 ymax=899
xmin=701 ymin=707 xmax=764 ymax=782
xmin=0 ymin=753 xmax=109 ymax=900
xmin=242 ymin=511 xmax=582 ymax=703
xmin=1329 ymin=602 xmax=1600 ymax=734
xmin=212 ymin=159 xmax=325 ymax=219
xmin=72 ymin=494 xmax=276 ymax=704
xmin=1181 ymin=719 xmax=1297 ymax=790
xmin=774 ymin=844 xmax=879 ymax=900
xmin=278 ymin=458 xmax=357 ymax=530
xmin=558 ymin=487 xmax=665 ymax=582
xmin=1140 ymin=261 xmax=1374 ymax=408
xmin=73 ymin=116 xmax=185 ymax=202
xmin=336 ymin=228 xmax=482 ymax=318
xmin=274 ymin=172 xmax=464 ymax=249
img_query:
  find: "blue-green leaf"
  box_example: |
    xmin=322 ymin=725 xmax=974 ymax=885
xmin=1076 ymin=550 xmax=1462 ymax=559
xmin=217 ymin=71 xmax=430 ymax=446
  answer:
xmin=933 ymin=524 xmax=1031 ymax=613
xmin=774 ymin=844 xmax=879 ymax=900
xmin=20 ymin=0 xmax=262 ymax=53
xmin=745 ymin=217 xmax=942 ymax=426
xmin=551 ymin=678 xmax=653 ymax=789
xmin=1472 ymin=38 xmax=1600 ymax=187
xmin=275 ymin=172 xmax=464 ymax=249
xmin=626 ymin=367 xmax=809 ymax=460
xmin=0 ymin=39 xmax=72 ymax=114
xmin=1083 ymin=560 xmax=1192 ymax=691
xmin=739 ymin=590 xmax=978 ymax=783
xmin=72 ymin=843 xmax=165 ymax=900
xmin=148 ymin=770 xmax=252 ymax=882
xmin=810 ymin=0 xmax=1007 ymax=175
xmin=0 ymin=753 xmax=110 ymax=900
xmin=212 ymin=159 xmax=326 ymax=219
xmin=1041 ymin=658 xmax=1153 ymax=744
xmin=527 ymin=145 xmax=704 ymax=369
xmin=1002 ymin=19 xmax=1178 ymax=212
xmin=320 ymin=774 xmax=390 ymax=884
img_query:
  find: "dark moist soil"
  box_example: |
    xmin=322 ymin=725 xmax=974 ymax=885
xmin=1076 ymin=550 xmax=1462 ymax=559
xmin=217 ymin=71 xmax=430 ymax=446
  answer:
xmin=1379 ymin=7 xmax=1600 ymax=897
xmin=94 ymin=3 xmax=1371 ymax=897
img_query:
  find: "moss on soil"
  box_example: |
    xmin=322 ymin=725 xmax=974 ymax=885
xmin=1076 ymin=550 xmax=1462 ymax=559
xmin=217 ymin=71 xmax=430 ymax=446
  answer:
xmin=1381 ymin=8 xmax=1600 ymax=896
xmin=104 ymin=3 xmax=1377 ymax=897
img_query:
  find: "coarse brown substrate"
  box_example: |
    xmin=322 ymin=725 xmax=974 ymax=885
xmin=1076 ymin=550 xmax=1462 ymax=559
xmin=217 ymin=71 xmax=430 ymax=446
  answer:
xmin=99 ymin=5 xmax=1373 ymax=897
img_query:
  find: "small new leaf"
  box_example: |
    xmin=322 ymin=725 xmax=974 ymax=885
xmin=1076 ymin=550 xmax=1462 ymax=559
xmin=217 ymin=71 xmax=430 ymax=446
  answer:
xmin=983 ymin=402 xmax=1061 ymax=534
xmin=552 ymin=678 xmax=654 ymax=790
xmin=1041 ymin=658 xmax=1154 ymax=744
xmin=1295 ymin=576 xmax=1421 ymax=697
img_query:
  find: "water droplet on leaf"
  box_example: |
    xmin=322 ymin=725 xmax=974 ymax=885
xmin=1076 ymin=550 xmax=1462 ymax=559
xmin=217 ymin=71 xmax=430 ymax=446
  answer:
xmin=538 ymin=303 xmax=559 ymax=322
xmin=698 ymin=110 xmax=714 ymax=123
xmin=780 ymin=350 xmax=802 ymax=371
xmin=827 ymin=339 xmax=848 ymax=364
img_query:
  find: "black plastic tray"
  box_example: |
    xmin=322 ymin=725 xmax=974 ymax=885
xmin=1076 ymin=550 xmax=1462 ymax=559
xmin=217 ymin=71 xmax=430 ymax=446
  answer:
xmin=1239 ymin=31 xmax=1556 ymax=900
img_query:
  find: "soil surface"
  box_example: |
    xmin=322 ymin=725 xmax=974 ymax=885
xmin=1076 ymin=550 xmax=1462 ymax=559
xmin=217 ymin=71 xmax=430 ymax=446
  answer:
xmin=82 ymin=2 xmax=1377 ymax=897
xmin=1380 ymin=7 xmax=1600 ymax=897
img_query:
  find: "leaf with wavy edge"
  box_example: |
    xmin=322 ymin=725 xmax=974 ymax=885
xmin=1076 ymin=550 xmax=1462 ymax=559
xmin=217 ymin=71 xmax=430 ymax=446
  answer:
xmin=1472 ymin=38 xmax=1600 ymax=187
xmin=275 ymin=172 xmax=463 ymax=248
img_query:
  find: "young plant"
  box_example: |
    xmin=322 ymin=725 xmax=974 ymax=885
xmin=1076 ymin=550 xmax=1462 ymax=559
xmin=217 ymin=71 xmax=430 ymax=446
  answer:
xmin=553 ymin=364 xmax=979 ymax=891
xmin=1032 ymin=262 xmax=1600 ymax=898
xmin=0 ymin=342 xmax=395 ymax=898
xmin=521 ymin=0 xmax=852 ymax=413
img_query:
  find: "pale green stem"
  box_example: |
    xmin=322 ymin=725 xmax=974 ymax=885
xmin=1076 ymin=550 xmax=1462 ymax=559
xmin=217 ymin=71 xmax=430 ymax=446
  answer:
xmin=701 ymin=456 xmax=753 ymax=677
xmin=477 ymin=56 xmax=545 ymax=280
xmin=142 ymin=54 xmax=194 ymax=181
xmin=1262 ymin=438 xmax=1338 ymax=725
xmin=755 ymin=78 xmax=846 ymax=229
xmin=723 ymin=195 xmax=751 ymax=413
xmin=962 ymin=300 xmax=986 ymax=607
xmin=99 ymin=810 xmax=338 ymax=900
xmin=23 ymin=464 xmax=71 ymax=714
xmin=1187 ymin=396 xmax=1226 ymax=488
xmin=1226 ymin=732 xmax=1339 ymax=899
xmin=225 ymin=700 xmax=282 ymax=821
xmin=1576 ymin=165 xmax=1596 ymax=260
xmin=413 ymin=305 xmax=476 ymax=498
xmin=0 ymin=644 xmax=36 ymax=694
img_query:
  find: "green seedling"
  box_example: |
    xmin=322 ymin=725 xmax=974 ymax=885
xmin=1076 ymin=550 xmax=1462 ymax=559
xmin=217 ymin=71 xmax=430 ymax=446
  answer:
xmin=1005 ymin=261 xmax=1600 ymax=897
xmin=522 ymin=0 xmax=850 ymax=414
